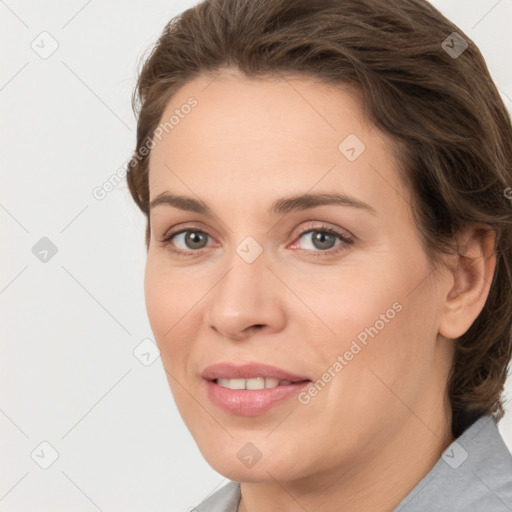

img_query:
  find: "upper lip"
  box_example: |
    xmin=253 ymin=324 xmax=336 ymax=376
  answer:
xmin=201 ymin=362 xmax=311 ymax=382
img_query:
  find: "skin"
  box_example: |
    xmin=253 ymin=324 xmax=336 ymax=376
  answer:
xmin=144 ymin=67 xmax=496 ymax=512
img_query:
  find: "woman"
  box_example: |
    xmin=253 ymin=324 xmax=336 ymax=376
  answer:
xmin=126 ymin=0 xmax=512 ymax=510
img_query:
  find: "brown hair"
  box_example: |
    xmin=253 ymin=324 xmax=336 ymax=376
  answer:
xmin=126 ymin=0 xmax=512 ymax=438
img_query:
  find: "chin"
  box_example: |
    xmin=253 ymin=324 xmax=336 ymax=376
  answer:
xmin=197 ymin=438 xmax=304 ymax=483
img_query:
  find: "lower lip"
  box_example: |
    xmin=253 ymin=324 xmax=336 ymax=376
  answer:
xmin=204 ymin=379 xmax=311 ymax=415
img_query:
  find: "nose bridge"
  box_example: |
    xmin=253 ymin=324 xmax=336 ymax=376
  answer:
xmin=204 ymin=237 xmax=286 ymax=339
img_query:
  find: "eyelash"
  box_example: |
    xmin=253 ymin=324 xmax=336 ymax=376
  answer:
xmin=157 ymin=222 xmax=354 ymax=258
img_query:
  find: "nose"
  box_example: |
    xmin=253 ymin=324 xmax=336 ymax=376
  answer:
xmin=204 ymin=253 xmax=287 ymax=342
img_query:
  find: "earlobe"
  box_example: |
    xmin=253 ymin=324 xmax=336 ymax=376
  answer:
xmin=438 ymin=225 xmax=496 ymax=340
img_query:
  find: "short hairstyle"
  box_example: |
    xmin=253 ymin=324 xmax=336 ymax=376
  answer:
xmin=126 ymin=0 xmax=512 ymax=438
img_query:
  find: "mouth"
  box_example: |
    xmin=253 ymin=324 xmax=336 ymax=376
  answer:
xmin=201 ymin=362 xmax=313 ymax=415
xmin=201 ymin=361 xmax=311 ymax=383
xmin=204 ymin=378 xmax=312 ymax=415
xmin=212 ymin=377 xmax=310 ymax=390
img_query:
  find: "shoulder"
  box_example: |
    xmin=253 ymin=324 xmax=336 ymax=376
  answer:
xmin=395 ymin=415 xmax=512 ymax=511
xmin=195 ymin=481 xmax=241 ymax=512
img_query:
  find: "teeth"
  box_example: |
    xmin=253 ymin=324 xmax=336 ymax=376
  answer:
xmin=216 ymin=377 xmax=289 ymax=390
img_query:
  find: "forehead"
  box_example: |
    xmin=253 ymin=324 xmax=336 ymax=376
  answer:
xmin=151 ymin=69 xmax=370 ymax=160
xmin=147 ymin=69 xmax=406 ymax=214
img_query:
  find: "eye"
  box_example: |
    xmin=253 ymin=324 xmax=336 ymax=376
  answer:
xmin=157 ymin=222 xmax=354 ymax=257
xmin=158 ymin=225 xmax=212 ymax=256
xmin=291 ymin=223 xmax=354 ymax=256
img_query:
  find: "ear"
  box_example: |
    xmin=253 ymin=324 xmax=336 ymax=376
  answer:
xmin=438 ymin=224 xmax=496 ymax=339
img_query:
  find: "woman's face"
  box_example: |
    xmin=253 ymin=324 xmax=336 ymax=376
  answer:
xmin=144 ymin=68 xmax=455 ymax=483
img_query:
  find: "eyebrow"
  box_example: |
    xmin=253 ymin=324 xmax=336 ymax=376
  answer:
xmin=149 ymin=191 xmax=377 ymax=217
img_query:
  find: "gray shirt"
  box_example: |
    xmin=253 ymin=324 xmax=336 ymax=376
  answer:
xmin=195 ymin=414 xmax=512 ymax=511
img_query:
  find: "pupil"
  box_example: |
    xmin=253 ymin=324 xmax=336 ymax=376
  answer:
xmin=187 ymin=231 xmax=206 ymax=248
xmin=314 ymin=232 xmax=335 ymax=249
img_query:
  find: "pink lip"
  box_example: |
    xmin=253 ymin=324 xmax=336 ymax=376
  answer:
xmin=201 ymin=362 xmax=310 ymax=382
xmin=204 ymin=380 xmax=311 ymax=415
xmin=201 ymin=362 xmax=311 ymax=415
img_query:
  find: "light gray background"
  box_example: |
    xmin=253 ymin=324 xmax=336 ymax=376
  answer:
xmin=1 ymin=1 xmax=511 ymax=510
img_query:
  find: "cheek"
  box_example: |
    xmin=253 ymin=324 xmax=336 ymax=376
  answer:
xmin=144 ymin=258 xmax=193 ymax=363
xmin=144 ymin=262 xmax=201 ymax=423
xmin=293 ymin=262 xmax=404 ymax=348
xmin=298 ymin=253 xmax=437 ymax=396
xmin=144 ymin=260 xmax=171 ymax=339
xmin=295 ymin=301 xmax=434 ymax=451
